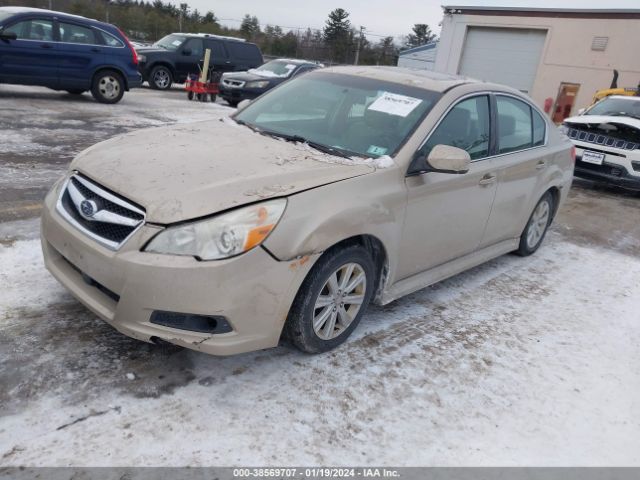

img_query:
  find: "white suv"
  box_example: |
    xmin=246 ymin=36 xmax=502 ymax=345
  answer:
xmin=563 ymin=95 xmax=640 ymax=190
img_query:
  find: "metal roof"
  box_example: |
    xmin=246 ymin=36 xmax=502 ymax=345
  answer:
xmin=399 ymin=42 xmax=438 ymax=57
xmin=442 ymin=5 xmax=640 ymax=14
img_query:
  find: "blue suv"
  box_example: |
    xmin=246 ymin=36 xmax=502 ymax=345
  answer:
xmin=0 ymin=7 xmax=142 ymax=103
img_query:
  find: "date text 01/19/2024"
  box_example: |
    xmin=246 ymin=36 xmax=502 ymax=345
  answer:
xmin=232 ymin=468 xmax=401 ymax=478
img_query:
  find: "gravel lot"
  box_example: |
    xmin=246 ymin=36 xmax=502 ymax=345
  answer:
xmin=0 ymin=84 xmax=639 ymax=467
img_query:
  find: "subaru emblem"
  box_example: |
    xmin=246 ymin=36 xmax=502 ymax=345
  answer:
xmin=80 ymin=199 xmax=98 ymax=218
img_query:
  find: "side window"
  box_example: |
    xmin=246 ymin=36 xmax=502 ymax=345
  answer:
xmin=420 ymin=95 xmax=491 ymax=161
xmin=182 ymin=38 xmax=204 ymax=57
xmin=205 ymin=39 xmax=227 ymax=59
xmin=59 ymin=22 xmax=98 ymax=45
xmin=100 ymin=30 xmax=124 ymax=47
xmin=532 ymin=109 xmax=546 ymax=146
xmin=226 ymin=42 xmax=261 ymax=63
xmin=496 ymin=96 xmax=534 ymax=154
xmin=4 ymin=19 xmax=54 ymax=41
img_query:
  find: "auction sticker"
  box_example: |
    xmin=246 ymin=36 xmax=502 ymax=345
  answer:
xmin=368 ymin=92 xmax=422 ymax=117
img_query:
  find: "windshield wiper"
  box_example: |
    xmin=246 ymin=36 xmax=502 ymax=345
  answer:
xmin=233 ymin=118 xmax=262 ymax=134
xmin=259 ymin=130 xmax=356 ymax=159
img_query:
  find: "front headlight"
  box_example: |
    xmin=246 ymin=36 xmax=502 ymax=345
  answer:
xmin=558 ymin=124 xmax=569 ymax=136
xmin=246 ymin=80 xmax=270 ymax=89
xmin=145 ymin=199 xmax=286 ymax=260
xmin=138 ymin=54 xmax=146 ymax=63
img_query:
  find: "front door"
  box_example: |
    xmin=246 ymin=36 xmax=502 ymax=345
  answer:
xmin=552 ymin=83 xmax=580 ymax=124
xmin=0 ymin=17 xmax=58 ymax=87
xmin=397 ymin=95 xmax=498 ymax=279
xmin=175 ymin=37 xmax=204 ymax=78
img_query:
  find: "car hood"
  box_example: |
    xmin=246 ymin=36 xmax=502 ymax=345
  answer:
xmin=564 ymin=115 xmax=640 ymax=130
xmin=70 ymin=118 xmax=376 ymax=224
xmin=223 ymin=71 xmax=282 ymax=83
xmin=135 ymin=47 xmax=166 ymax=55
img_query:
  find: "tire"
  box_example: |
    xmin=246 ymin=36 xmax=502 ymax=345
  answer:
xmin=149 ymin=65 xmax=172 ymax=90
xmin=227 ymin=100 xmax=239 ymax=108
xmin=91 ymin=70 xmax=125 ymax=104
xmin=66 ymin=89 xmax=85 ymax=95
xmin=515 ymin=191 xmax=554 ymax=256
xmin=285 ymin=244 xmax=375 ymax=353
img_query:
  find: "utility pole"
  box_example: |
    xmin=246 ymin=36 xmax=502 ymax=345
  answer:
xmin=48 ymin=0 xmax=52 ymax=9
xmin=354 ymin=26 xmax=365 ymax=65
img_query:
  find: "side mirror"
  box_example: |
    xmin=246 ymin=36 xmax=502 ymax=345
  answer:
xmin=237 ymin=99 xmax=252 ymax=110
xmin=182 ymin=48 xmax=192 ymax=56
xmin=415 ymin=144 xmax=470 ymax=175
xmin=0 ymin=31 xmax=18 ymax=41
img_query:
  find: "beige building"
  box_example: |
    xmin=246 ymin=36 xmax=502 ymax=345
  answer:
xmin=434 ymin=6 xmax=640 ymax=121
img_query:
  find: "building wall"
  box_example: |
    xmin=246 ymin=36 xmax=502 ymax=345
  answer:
xmin=434 ymin=11 xmax=640 ymax=113
xmin=398 ymin=47 xmax=437 ymax=70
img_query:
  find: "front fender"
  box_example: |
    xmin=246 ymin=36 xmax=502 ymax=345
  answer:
xmin=263 ymin=169 xmax=407 ymax=282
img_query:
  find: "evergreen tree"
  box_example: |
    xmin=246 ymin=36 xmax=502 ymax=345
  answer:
xmin=323 ymin=8 xmax=351 ymax=63
xmin=239 ymin=14 xmax=260 ymax=40
xmin=405 ymin=24 xmax=436 ymax=48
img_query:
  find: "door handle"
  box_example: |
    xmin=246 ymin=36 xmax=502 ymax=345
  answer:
xmin=40 ymin=43 xmax=52 ymax=49
xmin=536 ymin=160 xmax=547 ymax=170
xmin=91 ymin=47 xmax=101 ymax=53
xmin=478 ymin=173 xmax=497 ymax=186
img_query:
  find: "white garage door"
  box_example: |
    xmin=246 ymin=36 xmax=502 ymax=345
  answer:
xmin=458 ymin=27 xmax=546 ymax=94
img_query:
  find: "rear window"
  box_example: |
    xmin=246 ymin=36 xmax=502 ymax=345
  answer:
xmin=226 ymin=42 xmax=261 ymax=63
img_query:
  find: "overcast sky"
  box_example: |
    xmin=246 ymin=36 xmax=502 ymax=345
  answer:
xmin=170 ymin=0 xmax=640 ymax=42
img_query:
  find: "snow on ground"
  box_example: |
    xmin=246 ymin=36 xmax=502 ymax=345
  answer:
xmin=0 ymin=228 xmax=639 ymax=466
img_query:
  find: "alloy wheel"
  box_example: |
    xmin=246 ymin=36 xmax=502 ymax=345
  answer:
xmin=526 ymin=198 xmax=550 ymax=249
xmin=98 ymin=76 xmax=120 ymax=100
xmin=313 ymin=263 xmax=367 ymax=340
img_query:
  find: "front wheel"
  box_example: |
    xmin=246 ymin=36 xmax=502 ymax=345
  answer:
xmin=91 ymin=70 xmax=125 ymax=104
xmin=515 ymin=191 xmax=554 ymax=256
xmin=285 ymin=244 xmax=375 ymax=353
xmin=149 ymin=65 xmax=172 ymax=90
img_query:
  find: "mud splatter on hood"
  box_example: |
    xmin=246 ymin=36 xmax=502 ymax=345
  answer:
xmin=70 ymin=119 xmax=376 ymax=224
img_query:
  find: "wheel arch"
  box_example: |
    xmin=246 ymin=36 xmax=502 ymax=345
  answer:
xmin=91 ymin=66 xmax=129 ymax=91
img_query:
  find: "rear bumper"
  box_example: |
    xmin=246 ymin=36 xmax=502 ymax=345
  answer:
xmin=126 ymin=72 xmax=143 ymax=89
xmin=40 ymin=180 xmax=317 ymax=355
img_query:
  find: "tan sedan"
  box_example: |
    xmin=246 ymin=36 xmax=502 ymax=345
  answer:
xmin=41 ymin=67 xmax=575 ymax=355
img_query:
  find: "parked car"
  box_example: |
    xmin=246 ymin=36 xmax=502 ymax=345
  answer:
xmin=220 ymin=58 xmax=322 ymax=107
xmin=41 ymin=67 xmax=574 ymax=356
xmin=136 ymin=33 xmax=263 ymax=90
xmin=562 ymin=95 xmax=640 ymax=190
xmin=0 ymin=7 xmax=141 ymax=103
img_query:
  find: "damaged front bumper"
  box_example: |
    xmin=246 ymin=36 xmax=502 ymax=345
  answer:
xmin=40 ymin=183 xmax=318 ymax=356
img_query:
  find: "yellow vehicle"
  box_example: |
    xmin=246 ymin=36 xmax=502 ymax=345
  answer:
xmin=591 ymin=70 xmax=639 ymax=105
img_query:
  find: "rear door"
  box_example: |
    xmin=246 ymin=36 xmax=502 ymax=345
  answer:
xmin=0 ymin=16 xmax=58 ymax=87
xmin=204 ymin=38 xmax=230 ymax=73
xmin=479 ymin=94 xmax=551 ymax=247
xmin=56 ymin=20 xmax=104 ymax=90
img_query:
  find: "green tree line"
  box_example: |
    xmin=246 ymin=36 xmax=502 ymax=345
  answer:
xmin=0 ymin=0 xmax=437 ymax=65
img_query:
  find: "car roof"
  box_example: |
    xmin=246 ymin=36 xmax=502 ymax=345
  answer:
xmin=321 ymin=66 xmax=480 ymax=93
xmin=174 ymin=32 xmax=248 ymax=43
xmin=0 ymin=6 xmax=95 ymax=22
xmin=270 ymin=58 xmax=317 ymax=66
xmin=602 ymin=95 xmax=640 ymax=101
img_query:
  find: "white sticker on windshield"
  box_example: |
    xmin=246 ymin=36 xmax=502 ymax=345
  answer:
xmin=172 ymin=40 xmax=182 ymax=46
xmin=367 ymin=92 xmax=422 ymax=117
xmin=285 ymin=64 xmax=296 ymax=70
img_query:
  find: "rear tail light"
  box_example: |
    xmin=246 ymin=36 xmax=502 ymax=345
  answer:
xmin=570 ymin=145 xmax=576 ymax=164
xmin=118 ymin=28 xmax=138 ymax=65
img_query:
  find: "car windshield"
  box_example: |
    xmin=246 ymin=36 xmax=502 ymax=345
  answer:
xmin=586 ymin=97 xmax=640 ymax=120
xmin=0 ymin=11 xmax=16 ymax=22
xmin=234 ymin=72 xmax=441 ymax=158
xmin=249 ymin=60 xmax=301 ymax=78
xmin=153 ymin=34 xmax=186 ymax=51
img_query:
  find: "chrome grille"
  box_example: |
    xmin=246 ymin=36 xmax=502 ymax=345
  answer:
xmin=56 ymin=173 xmax=145 ymax=250
xmin=567 ymin=127 xmax=638 ymax=151
xmin=222 ymin=78 xmax=245 ymax=88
